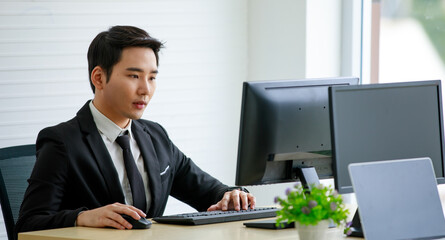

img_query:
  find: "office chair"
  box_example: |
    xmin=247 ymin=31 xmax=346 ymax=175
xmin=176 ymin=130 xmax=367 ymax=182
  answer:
xmin=0 ymin=145 xmax=36 ymax=240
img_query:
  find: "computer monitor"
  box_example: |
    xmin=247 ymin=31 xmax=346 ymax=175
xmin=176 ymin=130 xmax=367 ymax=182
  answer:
xmin=235 ymin=77 xmax=359 ymax=186
xmin=329 ymin=80 xmax=445 ymax=194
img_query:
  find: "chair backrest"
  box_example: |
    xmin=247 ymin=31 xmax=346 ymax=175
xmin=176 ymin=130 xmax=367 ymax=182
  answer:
xmin=0 ymin=145 xmax=36 ymax=240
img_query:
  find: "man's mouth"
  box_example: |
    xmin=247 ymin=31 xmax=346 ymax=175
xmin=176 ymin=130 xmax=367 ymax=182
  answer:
xmin=133 ymin=101 xmax=147 ymax=110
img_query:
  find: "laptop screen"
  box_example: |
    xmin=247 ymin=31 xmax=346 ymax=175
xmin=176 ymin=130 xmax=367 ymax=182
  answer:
xmin=349 ymin=158 xmax=445 ymax=240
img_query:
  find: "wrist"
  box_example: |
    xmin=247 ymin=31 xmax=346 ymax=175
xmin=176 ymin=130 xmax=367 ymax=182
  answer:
xmin=75 ymin=210 xmax=87 ymax=227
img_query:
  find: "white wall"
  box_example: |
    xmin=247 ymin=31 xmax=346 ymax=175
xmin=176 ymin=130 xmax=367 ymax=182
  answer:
xmin=306 ymin=0 xmax=342 ymax=78
xmin=247 ymin=0 xmax=307 ymax=81
xmin=0 ymin=1 xmax=247 ymax=238
xmin=247 ymin=0 xmax=347 ymax=82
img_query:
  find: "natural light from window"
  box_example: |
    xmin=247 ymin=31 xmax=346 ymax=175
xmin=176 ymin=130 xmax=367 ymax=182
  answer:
xmin=379 ymin=0 xmax=445 ymax=84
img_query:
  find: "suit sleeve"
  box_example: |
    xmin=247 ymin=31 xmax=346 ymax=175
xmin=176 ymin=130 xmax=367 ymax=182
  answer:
xmin=15 ymin=127 xmax=86 ymax=235
xmin=156 ymin=124 xmax=229 ymax=211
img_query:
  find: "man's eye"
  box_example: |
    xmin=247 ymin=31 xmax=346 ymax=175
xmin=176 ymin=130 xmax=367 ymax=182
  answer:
xmin=150 ymin=77 xmax=156 ymax=81
xmin=130 ymin=75 xmax=139 ymax=79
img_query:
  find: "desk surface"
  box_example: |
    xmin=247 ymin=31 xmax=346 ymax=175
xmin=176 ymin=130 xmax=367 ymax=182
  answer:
xmin=18 ymin=218 xmax=362 ymax=240
xmin=18 ymin=185 xmax=445 ymax=240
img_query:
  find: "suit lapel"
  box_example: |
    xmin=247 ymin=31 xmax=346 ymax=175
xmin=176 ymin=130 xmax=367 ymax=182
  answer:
xmin=77 ymin=101 xmax=125 ymax=204
xmin=132 ymin=121 xmax=162 ymax=216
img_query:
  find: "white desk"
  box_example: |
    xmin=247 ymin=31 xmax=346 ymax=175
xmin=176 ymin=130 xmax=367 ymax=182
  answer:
xmin=18 ymin=218 xmax=362 ymax=240
xmin=23 ymin=184 xmax=445 ymax=240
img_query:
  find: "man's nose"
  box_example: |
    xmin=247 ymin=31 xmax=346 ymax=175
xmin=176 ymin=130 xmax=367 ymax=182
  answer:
xmin=138 ymin=79 xmax=150 ymax=95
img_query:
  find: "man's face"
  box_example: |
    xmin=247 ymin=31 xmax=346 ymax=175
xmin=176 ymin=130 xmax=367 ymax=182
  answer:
xmin=94 ymin=47 xmax=158 ymax=127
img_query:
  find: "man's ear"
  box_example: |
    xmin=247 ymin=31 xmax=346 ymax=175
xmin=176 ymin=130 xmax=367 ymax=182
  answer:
xmin=91 ymin=66 xmax=106 ymax=91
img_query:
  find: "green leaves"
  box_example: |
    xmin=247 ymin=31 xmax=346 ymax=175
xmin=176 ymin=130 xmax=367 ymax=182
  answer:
xmin=275 ymin=184 xmax=349 ymax=227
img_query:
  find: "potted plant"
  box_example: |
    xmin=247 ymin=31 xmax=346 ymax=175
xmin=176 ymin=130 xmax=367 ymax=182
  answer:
xmin=275 ymin=183 xmax=350 ymax=240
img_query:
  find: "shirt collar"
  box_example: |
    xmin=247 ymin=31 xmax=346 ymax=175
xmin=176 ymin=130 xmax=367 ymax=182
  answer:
xmin=89 ymin=100 xmax=133 ymax=142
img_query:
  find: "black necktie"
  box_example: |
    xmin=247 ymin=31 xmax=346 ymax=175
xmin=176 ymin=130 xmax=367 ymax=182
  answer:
xmin=115 ymin=132 xmax=147 ymax=213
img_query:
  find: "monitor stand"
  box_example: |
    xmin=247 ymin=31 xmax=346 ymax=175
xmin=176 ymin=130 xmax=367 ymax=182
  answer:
xmin=295 ymin=166 xmax=320 ymax=189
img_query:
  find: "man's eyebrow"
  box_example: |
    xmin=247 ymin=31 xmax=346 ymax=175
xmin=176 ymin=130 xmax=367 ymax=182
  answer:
xmin=126 ymin=67 xmax=158 ymax=74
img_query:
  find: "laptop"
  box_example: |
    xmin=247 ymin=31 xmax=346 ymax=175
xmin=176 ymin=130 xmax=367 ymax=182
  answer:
xmin=348 ymin=158 xmax=445 ymax=240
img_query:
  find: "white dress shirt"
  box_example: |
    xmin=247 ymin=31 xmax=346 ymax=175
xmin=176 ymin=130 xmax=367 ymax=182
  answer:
xmin=89 ymin=101 xmax=151 ymax=211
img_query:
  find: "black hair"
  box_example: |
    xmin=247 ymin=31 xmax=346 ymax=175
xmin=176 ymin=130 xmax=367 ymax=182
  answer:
xmin=87 ymin=25 xmax=164 ymax=93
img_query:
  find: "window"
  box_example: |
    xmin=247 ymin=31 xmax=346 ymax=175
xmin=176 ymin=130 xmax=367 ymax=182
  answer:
xmin=378 ymin=0 xmax=445 ymax=84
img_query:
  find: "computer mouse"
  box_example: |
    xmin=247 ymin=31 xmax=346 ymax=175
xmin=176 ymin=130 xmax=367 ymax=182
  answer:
xmin=121 ymin=214 xmax=152 ymax=229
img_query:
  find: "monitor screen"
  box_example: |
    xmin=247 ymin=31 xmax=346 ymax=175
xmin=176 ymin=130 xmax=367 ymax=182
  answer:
xmin=330 ymin=80 xmax=445 ymax=194
xmin=235 ymin=77 xmax=359 ymax=186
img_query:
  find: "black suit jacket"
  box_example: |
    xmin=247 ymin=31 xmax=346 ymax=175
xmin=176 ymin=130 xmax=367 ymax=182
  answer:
xmin=16 ymin=101 xmax=228 ymax=233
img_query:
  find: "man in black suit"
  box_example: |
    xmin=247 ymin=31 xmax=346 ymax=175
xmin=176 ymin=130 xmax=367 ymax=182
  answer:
xmin=16 ymin=26 xmax=255 ymax=234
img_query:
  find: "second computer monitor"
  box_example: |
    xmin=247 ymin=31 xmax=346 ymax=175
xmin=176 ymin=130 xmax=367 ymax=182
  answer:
xmin=330 ymin=80 xmax=445 ymax=194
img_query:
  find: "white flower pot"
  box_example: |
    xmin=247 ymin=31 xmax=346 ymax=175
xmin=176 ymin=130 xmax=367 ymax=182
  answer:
xmin=295 ymin=220 xmax=330 ymax=240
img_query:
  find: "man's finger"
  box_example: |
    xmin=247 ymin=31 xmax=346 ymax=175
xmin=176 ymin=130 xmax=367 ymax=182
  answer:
xmin=247 ymin=193 xmax=256 ymax=209
xmin=207 ymin=204 xmax=218 ymax=211
xmin=104 ymin=216 xmax=128 ymax=230
xmin=221 ymin=192 xmax=232 ymax=210
xmin=239 ymin=191 xmax=249 ymax=210
xmin=231 ymin=190 xmax=241 ymax=211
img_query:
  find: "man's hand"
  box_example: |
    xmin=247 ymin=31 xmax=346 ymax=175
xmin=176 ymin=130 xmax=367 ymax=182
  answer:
xmin=76 ymin=202 xmax=146 ymax=229
xmin=207 ymin=189 xmax=256 ymax=211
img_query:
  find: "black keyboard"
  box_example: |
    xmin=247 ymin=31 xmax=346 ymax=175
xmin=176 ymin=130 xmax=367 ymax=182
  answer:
xmin=153 ymin=207 xmax=278 ymax=225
